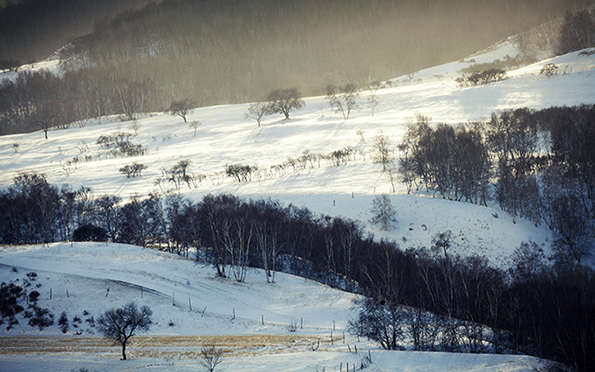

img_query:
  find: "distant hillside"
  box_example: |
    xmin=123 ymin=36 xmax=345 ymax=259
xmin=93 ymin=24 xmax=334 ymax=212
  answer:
xmin=0 ymin=0 xmax=156 ymax=65
xmin=59 ymin=0 xmax=594 ymax=102
xmin=1 ymin=0 xmax=595 ymax=136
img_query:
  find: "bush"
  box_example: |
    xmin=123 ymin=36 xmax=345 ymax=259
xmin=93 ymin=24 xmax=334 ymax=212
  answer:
xmin=226 ymin=164 xmax=255 ymax=182
xmin=28 ymin=290 xmax=40 ymax=303
xmin=539 ymin=63 xmax=559 ymax=78
xmin=73 ymin=224 xmax=108 ymax=242
xmin=119 ymin=162 xmax=147 ymax=178
xmin=455 ymin=68 xmax=507 ymax=86
xmin=58 ymin=312 xmax=69 ymax=333
xmin=96 ymin=131 xmax=146 ymax=158
xmin=0 ymin=282 xmax=24 ymax=323
xmin=27 ymin=304 xmax=54 ymax=330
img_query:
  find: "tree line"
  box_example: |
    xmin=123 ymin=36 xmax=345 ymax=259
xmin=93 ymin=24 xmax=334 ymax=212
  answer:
xmin=1 ymin=172 xmax=593 ymax=370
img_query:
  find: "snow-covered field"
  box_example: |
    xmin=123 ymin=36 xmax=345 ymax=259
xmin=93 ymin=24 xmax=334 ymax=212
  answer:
xmin=0 ymin=243 xmax=543 ymax=372
xmin=1 ymin=40 xmax=595 ymax=371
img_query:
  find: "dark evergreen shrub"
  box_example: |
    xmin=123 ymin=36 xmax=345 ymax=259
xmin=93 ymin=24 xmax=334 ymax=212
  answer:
xmin=73 ymin=224 xmax=108 ymax=242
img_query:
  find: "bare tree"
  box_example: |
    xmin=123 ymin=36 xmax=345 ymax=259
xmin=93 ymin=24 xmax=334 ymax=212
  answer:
xmin=368 ymin=81 xmax=381 ymax=116
xmin=266 ymin=88 xmax=304 ymax=119
xmin=168 ymin=98 xmax=196 ymax=123
xmin=200 ymin=344 xmax=223 ymax=372
xmin=245 ymin=102 xmax=268 ymax=127
xmin=326 ymin=83 xmax=359 ymax=119
xmin=431 ymin=230 xmax=453 ymax=259
xmin=97 ymin=302 xmax=152 ymax=360
xmin=189 ymin=120 xmax=201 ymax=136
xmin=129 ymin=119 xmax=141 ymax=135
xmin=372 ymin=130 xmax=393 ymax=171
xmin=370 ymin=194 xmax=397 ymax=231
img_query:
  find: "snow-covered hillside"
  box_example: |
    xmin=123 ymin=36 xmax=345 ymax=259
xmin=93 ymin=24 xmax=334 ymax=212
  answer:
xmin=0 ymin=243 xmax=543 ymax=371
xmin=2 ymin=41 xmax=595 ymax=371
xmin=4 ymin=44 xmax=593 ymax=266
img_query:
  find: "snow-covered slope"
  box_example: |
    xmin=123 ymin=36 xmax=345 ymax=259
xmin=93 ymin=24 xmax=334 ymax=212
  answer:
xmin=2 ymin=41 xmax=594 ymax=371
xmin=0 ymin=243 xmax=543 ymax=372
xmin=3 ymin=44 xmax=593 ymax=267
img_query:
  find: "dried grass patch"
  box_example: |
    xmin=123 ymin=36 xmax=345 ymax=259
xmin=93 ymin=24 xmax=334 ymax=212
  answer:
xmin=0 ymin=334 xmax=332 ymax=360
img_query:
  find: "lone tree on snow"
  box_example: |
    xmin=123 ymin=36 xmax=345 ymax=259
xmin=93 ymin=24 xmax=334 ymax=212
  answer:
xmin=200 ymin=344 xmax=224 ymax=372
xmin=245 ymin=102 xmax=269 ymax=127
xmin=266 ymin=88 xmax=305 ymax=119
xmin=370 ymin=194 xmax=397 ymax=231
xmin=326 ymin=83 xmax=359 ymax=120
xmin=97 ymin=302 xmax=152 ymax=360
xmin=168 ymin=98 xmax=196 ymax=123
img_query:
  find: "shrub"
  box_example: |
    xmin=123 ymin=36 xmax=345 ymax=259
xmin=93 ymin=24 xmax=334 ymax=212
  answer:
xmin=28 ymin=290 xmax=40 ymax=303
xmin=226 ymin=164 xmax=255 ymax=182
xmin=73 ymin=224 xmax=108 ymax=242
xmin=96 ymin=131 xmax=146 ymax=158
xmin=28 ymin=304 xmax=54 ymax=330
xmin=539 ymin=63 xmax=558 ymax=78
xmin=456 ymin=68 xmax=507 ymax=86
xmin=0 ymin=282 xmax=24 ymax=322
xmin=119 ymin=162 xmax=147 ymax=178
xmin=58 ymin=312 xmax=69 ymax=333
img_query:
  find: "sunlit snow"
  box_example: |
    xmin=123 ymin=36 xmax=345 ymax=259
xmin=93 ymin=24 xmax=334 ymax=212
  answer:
xmin=1 ymin=40 xmax=594 ymax=371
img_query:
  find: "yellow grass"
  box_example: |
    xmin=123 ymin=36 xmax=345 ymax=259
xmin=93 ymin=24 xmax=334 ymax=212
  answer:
xmin=0 ymin=334 xmax=337 ymax=360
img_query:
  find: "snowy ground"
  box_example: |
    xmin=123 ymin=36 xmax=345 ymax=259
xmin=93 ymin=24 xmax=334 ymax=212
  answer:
xmin=2 ymin=41 xmax=594 ymax=370
xmin=0 ymin=243 xmax=544 ymax=372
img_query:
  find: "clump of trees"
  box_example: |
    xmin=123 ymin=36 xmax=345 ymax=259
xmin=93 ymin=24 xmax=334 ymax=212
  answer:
xmin=397 ymin=105 xmax=595 ymax=263
xmin=0 ymin=171 xmax=594 ymax=370
xmin=119 ymin=162 xmax=147 ymax=178
xmin=397 ymin=115 xmax=490 ymax=204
